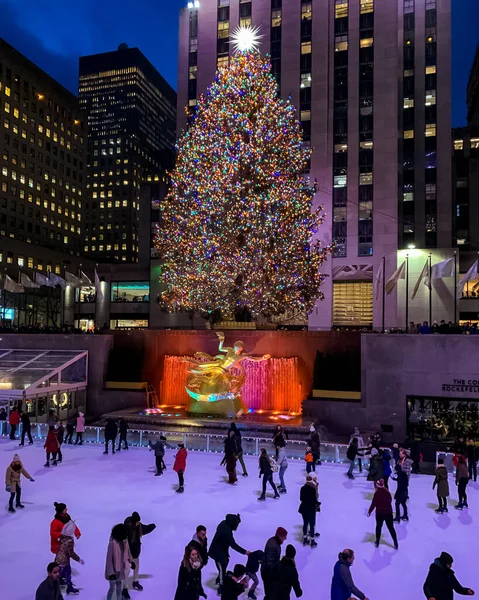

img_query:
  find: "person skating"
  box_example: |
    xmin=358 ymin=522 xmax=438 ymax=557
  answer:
xmin=455 ymin=456 xmax=469 ymax=510
xmin=224 ymin=430 xmax=238 ymax=484
xmin=222 ymin=564 xmax=249 ymax=600
xmin=65 ymin=414 xmax=76 ymax=445
xmin=392 ymin=463 xmax=409 ymax=522
xmin=117 ymin=419 xmax=129 ymax=451
xmin=398 ymin=447 xmax=413 ymax=480
xmin=273 ymin=425 xmax=286 ymax=459
xmin=433 ymin=458 xmax=450 ymax=513
xmin=350 ymin=428 xmax=365 ymax=472
xmin=423 ymin=551 xmax=475 ymax=600
xmin=346 ymin=438 xmax=363 ymax=479
xmin=299 ymin=476 xmax=319 ymax=547
xmin=149 ymin=436 xmax=170 ymax=476
xmin=5 ymin=453 xmax=34 ymax=513
xmin=104 ymin=418 xmax=118 ymax=455
xmin=270 ymin=544 xmax=303 ymax=600
xmin=466 ymin=439 xmax=478 ymax=482
xmin=277 ymin=446 xmax=288 ymax=493
xmin=208 ymin=513 xmax=250 ymax=594
xmin=230 ymin=422 xmax=248 ymax=476
xmin=9 ymin=406 xmax=20 ymax=439
xmin=331 ymin=549 xmax=368 ymax=600
xmin=367 ymin=448 xmax=384 ymax=484
xmin=245 ymin=550 xmax=263 ymax=600
xmin=35 ymin=562 xmax=64 ymax=600
xmin=44 ymin=426 xmax=60 ymax=467
xmin=54 ymin=520 xmax=84 ymax=596
xmin=174 ymin=545 xmax=207 ymax=600
xmin=56 ymin=422 xmax=64 ymax=463
xmin=174 ymin=442 xmax=187 ymax=493
xmin=367 ymin=479 xmax=398 ymax=549
xmin=74 ymin=413 xmax=84 ymax=445
xmin=382 ymin=448 xmax=392 ymax=488
xmin=261 ymin=527 xmax=288 ymax=600
xmin=105 ymin=523 xmax=134 ymax=600
xmin=123 ymin=511 xmax=156 ymax=594
xmin=189 ymin=525 xmax=208 ymax=567
xmin=304 ymin=446 xmax=314 ymax=473
xmin=47 ymin=410 xmax=58 ymax=428
xmin=50 ymin=503 xmax=81 ymax=555
xmin=308 ymin=424 xmax=321 ymax=466
xmin=19 ymin=409 xmax=33 ymax=446
xmin=258 ymin=447 xmax=280 ymax=500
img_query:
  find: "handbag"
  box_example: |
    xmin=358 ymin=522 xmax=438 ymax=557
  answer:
xmin=269 ymin=458 xmax=279 ymax=473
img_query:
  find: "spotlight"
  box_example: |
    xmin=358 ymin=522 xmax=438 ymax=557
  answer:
xmin=407 ymin=244 xmax=416 ymax=249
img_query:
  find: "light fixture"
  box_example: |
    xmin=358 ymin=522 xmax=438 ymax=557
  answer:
xmin=231 ymin=25 xmax=262 ymax=53
xmin=407 ymin=244 xmax=416 ymax=249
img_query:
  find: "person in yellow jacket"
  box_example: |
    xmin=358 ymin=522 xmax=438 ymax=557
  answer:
xmin=5 ymin=453 xmax=35 ymax=513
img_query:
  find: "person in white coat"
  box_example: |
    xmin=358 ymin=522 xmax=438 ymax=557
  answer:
xmin=277 ymin=447 xmax=288 ymax=494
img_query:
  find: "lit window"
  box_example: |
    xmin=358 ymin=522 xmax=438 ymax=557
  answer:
xmin=470 ymin=138 xmax=479 ymax=149
xmin=425 ymin=65 xmax=436 ymax=74
xmin=360 ymin=0 xmax=374 ymax=13
xmin=403 ymin=192 xmax=414 ymax=202
xmin=301 ymin=3 xmax=312 ymax=20
xmin=334 ymin=175 xmax=347 ymax=188
xmin=217 ymin=21 xmax=229 ymax=38
xmin=335 ymin=0 xmax=348 ymax=19
xmin=5 ymin=87 xmax=11 ymax=97
xmin=17 ymin=256 xmax=24 ymax=267
xmin=300 ymin=73 xmax=312 ymax=88
xmin=122 ymin=200 xmax=128 ymax=207
xmin=13 ymin=107 xmax=19 ymax=119
xmin=301 ymin=42 xmax=312 ymax=55
xmin=28 ymin=257 xmax=34 ymax=268
xmin=189 ymin=66 xmax=197 ymax=80
xmin=425 ymin=124 xmax=436 ymax=137
xmin=271 ymin=9 xmax=282 ymax=27
xmin=425 ymin=90 xmax=436 ymax=106
xmin=335 ymin=36 xmax=348 ymax=52
xmin=360 ymin=38 xmax=373 ymax=48
xmin=360 ymin=173 xmax=373 ymax=185
xmin=4 ymin=101 xmax=10 ymax=113
xmin=404 ymin=69 xmax=414 ymax=77
xmin=359 ymin=141 xmax=373 ymax=149
xmin=454 ymin=139 xmax=463 ymax=151
xmin=404 ymin=130 xmax=414 ymax=139
xmin=404 ymin=98 xmax=414 ymax=109
xmin=240 ymin=17 xmax=252 ymax=27
xmin=300 ymin=110 xmax=311 ymax=121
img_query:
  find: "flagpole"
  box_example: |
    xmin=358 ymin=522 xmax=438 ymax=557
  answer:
xmin=381 ymin=254 xmax=386 ymax=333
xmin=428 ymin=253 xmax=432 ymax=326
xmin=454 ymin=251 xmax=457 ymax=324
xmin=405 ymin=254 xmax=409 ymax=332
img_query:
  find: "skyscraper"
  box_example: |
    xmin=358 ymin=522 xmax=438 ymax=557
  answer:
xmin=177 ymin=0 xmax=451 ymax=330
xmin=79 ymin=44 xmax=176 ymax=264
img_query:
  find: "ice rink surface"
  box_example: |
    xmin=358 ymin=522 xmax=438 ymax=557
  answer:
xmin=0 ymin=437 xmax=476 ymax=600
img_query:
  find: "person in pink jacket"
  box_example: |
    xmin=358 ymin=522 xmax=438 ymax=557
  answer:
xmin=75 ymin=413 xmax=85 ymax=445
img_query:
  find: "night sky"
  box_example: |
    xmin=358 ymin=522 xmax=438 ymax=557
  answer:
xmin=0 ymin=0 xmax=477 ymax=127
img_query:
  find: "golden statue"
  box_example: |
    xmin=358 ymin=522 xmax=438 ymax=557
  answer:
xmin=184 ymin=331 xmax=270 ymax=416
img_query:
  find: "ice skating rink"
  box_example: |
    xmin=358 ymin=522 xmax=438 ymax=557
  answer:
xmin=1 ymin=437 xmax=476 ymax=600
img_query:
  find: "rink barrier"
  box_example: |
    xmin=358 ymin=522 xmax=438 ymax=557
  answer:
xmin=435 ymin=451 xmax=458 ymax=474
xmin=0 ymin=420 xmax=351 ymax=462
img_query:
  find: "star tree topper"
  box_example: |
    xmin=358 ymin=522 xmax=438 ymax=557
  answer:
xmin=231 ymin=25 xmax=262 ymax=53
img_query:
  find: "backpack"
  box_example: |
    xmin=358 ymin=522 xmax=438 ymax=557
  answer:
xmin=269 ymin=458 xmax=279 ymax=473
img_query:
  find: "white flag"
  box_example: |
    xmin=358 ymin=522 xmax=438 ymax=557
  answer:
xmin=457 ymin=260 xmax=478 ymax=299
xmin=374 ymin=259 xmax=384 ymax=300
xmin=80 ymin=271 xmax=92 ymax=286
xmin=65 ymin=271 xmax=82 ymax=287
xmin=20 ymin=273 xmax=41 ymax=289
xmin=385 ymin=261 xmax=406 ymax=295
xmin=95 ymin=269 xmax=104 ymax=303
xmin=411 ymin=260 xmax=430 ymax=300
xmin=49 ymin=273 xmax=66 ymax=288
xmin=431 ymin=257 xmax=455 ymax=279
xmin=3 ymin=274 xmax=24 ymax=293
xmin=35 ymin=272 xmax=54 ymax=287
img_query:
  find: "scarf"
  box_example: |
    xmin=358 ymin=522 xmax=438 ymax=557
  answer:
xmin=112 ymin=540 xmax=130 ymax=573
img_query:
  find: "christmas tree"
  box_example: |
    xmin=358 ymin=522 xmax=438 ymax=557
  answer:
xmin=155 ymin=27 xmax=329 ymax=323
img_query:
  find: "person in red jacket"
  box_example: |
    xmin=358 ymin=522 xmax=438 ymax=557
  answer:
xmin=9 ymin=407 xmax=20 ymax=440
xmin=50 ymin=502 xmax=81 ymax=555
xmin=44 ymin=426 xmax=59 ymax=467
xmin=174 ymin=442 xmax=188 ymax=494
xmin=367 ymin=479 xmax=398 ymax=550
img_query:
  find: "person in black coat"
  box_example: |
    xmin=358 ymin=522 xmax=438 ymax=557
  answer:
xmin=222 ymin=564 xmax=249 ymax=600
xmin=103 ymin=418 xmax=118 ymax=454
xmin=308 ymin=425 xmax=321 ymax=466
xmin=392 ymin=464 xmax=409 ymax=522
xmin=269 ymin=544 xmax=303 ymax=600
xmin=189 ymin=525 xmax=208 ymax=567
xmin=258 ymin=448 xmax=280 ymax=501
xmin=423 ymin=552 xmax=474 ymax=600
xmin=245 ymin=550 xmax=263 ymax=600
xmin=174 ymin=545 xmax=207 ymax=600
xmin=466 ymin=440 xmax=478 ymax=482
xmin=224 ymin=431 xmax=238 ymax=484
xmin=298 ymin=476 xmax=318 ymax=547
xmin=273 ymin=425 xmax=286 ymax=458
xmin=35 ymin=562 xmax=63 ymax=600
xmin=230 ymin=422 xmax=248 ymax=476
xmin=261 ymin=527 xmax=288 ymax=600
xmin=117 ymin=419 xmax=129 ymax=451
xmin=209 ymin=514 xmax=250 ymax=594
xmin=124 ymin=511 xmax=156 ymax=592
xmin=19 ymin=410 xmax=33 ymax=446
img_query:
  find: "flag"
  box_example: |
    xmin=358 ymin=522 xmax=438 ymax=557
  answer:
xmin=95 ymin=269 xmax=104 ymax=303
xmin=35 ymin=272 xmax=55 ymax=287
xmin=49 ymin=273 xmax=66 ymax=288
xmin=385 ymin=261 xmax=406 ymax=295
xmin=65 ymin=271 xmax=82 ymax=287
xmin=80 ymin=271 xmax=92 ymax=286
xmin=20 ymin=273 xmax=41 ymax=289
xmin=457 ymin=260 xmax=478 ymax=299
xmin=3 ymin=275 xmax=24 ymax=293
xmin=431 ymin=257 xmax=455 ymax=279
xmin=374 ymin=259 xmax=384 ymax=300
xmin=411 ymin=260 xmax=431 ymax=300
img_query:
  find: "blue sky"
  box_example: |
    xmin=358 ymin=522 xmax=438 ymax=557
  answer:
xmin=0 ymin=0 xmax=477 ymax=126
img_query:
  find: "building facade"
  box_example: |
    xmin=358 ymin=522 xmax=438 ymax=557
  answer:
xmin=177 ymin=0 xmax=452 ymax=330
xmin=78 ymin=45 xmax=176 ymax=264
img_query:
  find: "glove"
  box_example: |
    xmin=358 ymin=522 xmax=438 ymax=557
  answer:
xmin=79 ymin=559 xmax=85 ymax=565
xmin=131 ymin=562 xmax=136 ymax=570
xmin=30 ymin=478 xmax=35 ymax=482
xmin=5 ymin=485 xmax=11 ymax=493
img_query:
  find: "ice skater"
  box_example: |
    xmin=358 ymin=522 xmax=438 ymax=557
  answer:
xmin=189 ymin=525 xmax=209 ymax=567
xmin=308 ymin=424 xmax=321 ymax=466
xmin=299 ymin=476 xmax=319 ymax=547
xmin=174 ymin=442 xmax=187 ymax=493
xmin=104 ymin=418 xmax=118 ymax=455
xmin=50 ymin=502 xmax=81 ymax=556
xmin=466 ymin=439 xmax=478 ymax=482
xmin=277 ymin=446 xmax=288 ymax=493
xmin=331 ymin=549 xmax=369 ymax=600
xmin=273 ymin=425 xmax=286 ymax=459
xmin=19 ymin=409 xmax=33 ymax=446
xmin=258 ymin=448 xmax=280 ymax=501
xmin=262 ymin=527 xmax=288 ymax=600
xmin=56 ymin=422 xmax=64 ymax=463
xmin=44 ymin=426 xmax=59 ymax=467
xmin=350 ymin=427 xmax=365 ymax=472
xmin=423 ymin=551 xmax=475 ymax=600
xmin=270 ymin=544 xmax=303 ymax=600
xmin=117 ymin=419 xmax=129 ymax=451
xmin=455 ymin=455 xmax=469 ymax=510
xmin=245 ymin=550 xmax=263 ymax=600
xmin=149 ymin=436 xmax=169 ymax=476
xmin=367 ymin=448 xmax=384 ymax=485
xmin=75 ymin=412 xmax=84 ymax=445
xmin=230 ymin=422 xmax=248 ymax=476
xmin=222 ymin=564 xmax=249 ymax=600
xmin=35 ymin=562 xmax=62 ymax=600
xmin=54 ymin=519 xmax=84 ymax=595
xmin=124 ymin=511 xmax=156 ymax=595
xmin=346 ymin=437 xmax=362 ymax=479
xmin=382 ymin=448 xmax=392 ymax=489
xmin=174 ymin=545 xmax=207 ymax=600
xmin=367 ymin=479 xmax=398 ymax=549
xmin=105 ymin=523 xmax=134 ymax=600
xmin=304 ymin=446 xmax=314 ymax=473
xmin=392 ymin=463 xmax=409 ymax=522
xmin=5 ymin=453 xmax=34 ymax=513
xmin=9 ymin=406 xmax=20 ymax=439
xmin=433 ymin=458 xmax=450 ymax=513
xmin=65 ymin=413 xmax=76 ymax=444
xmin=225 ymin=430 xmax=238 ymax=484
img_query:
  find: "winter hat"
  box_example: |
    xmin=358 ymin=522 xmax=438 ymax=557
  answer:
xmin=132 ymin=512 xmax=141 ymax=523
xmin=178 ymin=442 xmax=185 ymax=448
xmin=371 ymin=448 xmax=379 ymax=456
xmin=285 ymin=544 xmax=296 ymax=559
xmin=275 ymin=527 xmax=288 ymax=538
xmin=12 ymin=454 xmax=21 ymax=463
xmin=375 ymin=479 xmax=385 ymax=488
xmin=61 ymin=520 xmax=76 ymax=538
xmin=439 ymin=552 xmax=454 ymax=566
xmin=233 ymin=564 xmax=246 ymax=578
xmin=54 ymin=502 xmax=67 ymax=516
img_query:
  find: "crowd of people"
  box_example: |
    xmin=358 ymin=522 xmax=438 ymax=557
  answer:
xmin=0 ymin=323 xmax=108 ymax=334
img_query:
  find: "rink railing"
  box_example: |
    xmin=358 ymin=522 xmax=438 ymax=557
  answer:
xmin=0 ymin=420 xmax=350 ymax=463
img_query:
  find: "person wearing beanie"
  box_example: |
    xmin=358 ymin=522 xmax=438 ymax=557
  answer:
xmin=221 ymin=564 xmax=249 ymax=600
xmin=245 ymin=550 xmax=264 ymax=600
xmin=270 ymin=544 xmax=303 ymax=600
xmin=123 ymin=511 xmax=156 ymax=594
xmin=298 ymin=476 xmax=319 ymax=547
xmin=367 ymin=448 xmax=384 ymax=483
xmin=44 ymin=426 xmax=60 ymax=467
xmin=35 ymin=562 xmax=63 ymax=600
xmin=5 ymin=453 xmax=34 ymax=513
xmin=433 ymin=458 xmax=450 ymax=514
xmin=261 ymin=527 xmax=288 ymax=600
xmin=209 ymin=514 xmax=250 ymax=595
xmin=423 ymin=552 xmax=475 ymax=600
xmin=75 ymin=413 xmax=85 ymax=445
xmin=173 ymin=442 xmax=188 ymax=493
xmin=392 ymin=463 xmax=409 ymax=523
xmin=367 ymin=479 xmax=398 ymax=549
xmin=55 ymin=520 xmax=84 ymax=595
xmin=331 ymin=549 xmax=368 ymax=600
xmin=50 ymin=503 xmax=81 ymax=555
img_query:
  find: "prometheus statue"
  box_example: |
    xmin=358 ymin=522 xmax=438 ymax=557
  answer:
xmin=184 ymin=331 xmax=270 ymax=416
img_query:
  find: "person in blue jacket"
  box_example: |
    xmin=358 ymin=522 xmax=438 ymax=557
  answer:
xmin=382 ymin=449 xmax=392 ymax=489
xmin=331 ymin=549 xmax=368 ymax=600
